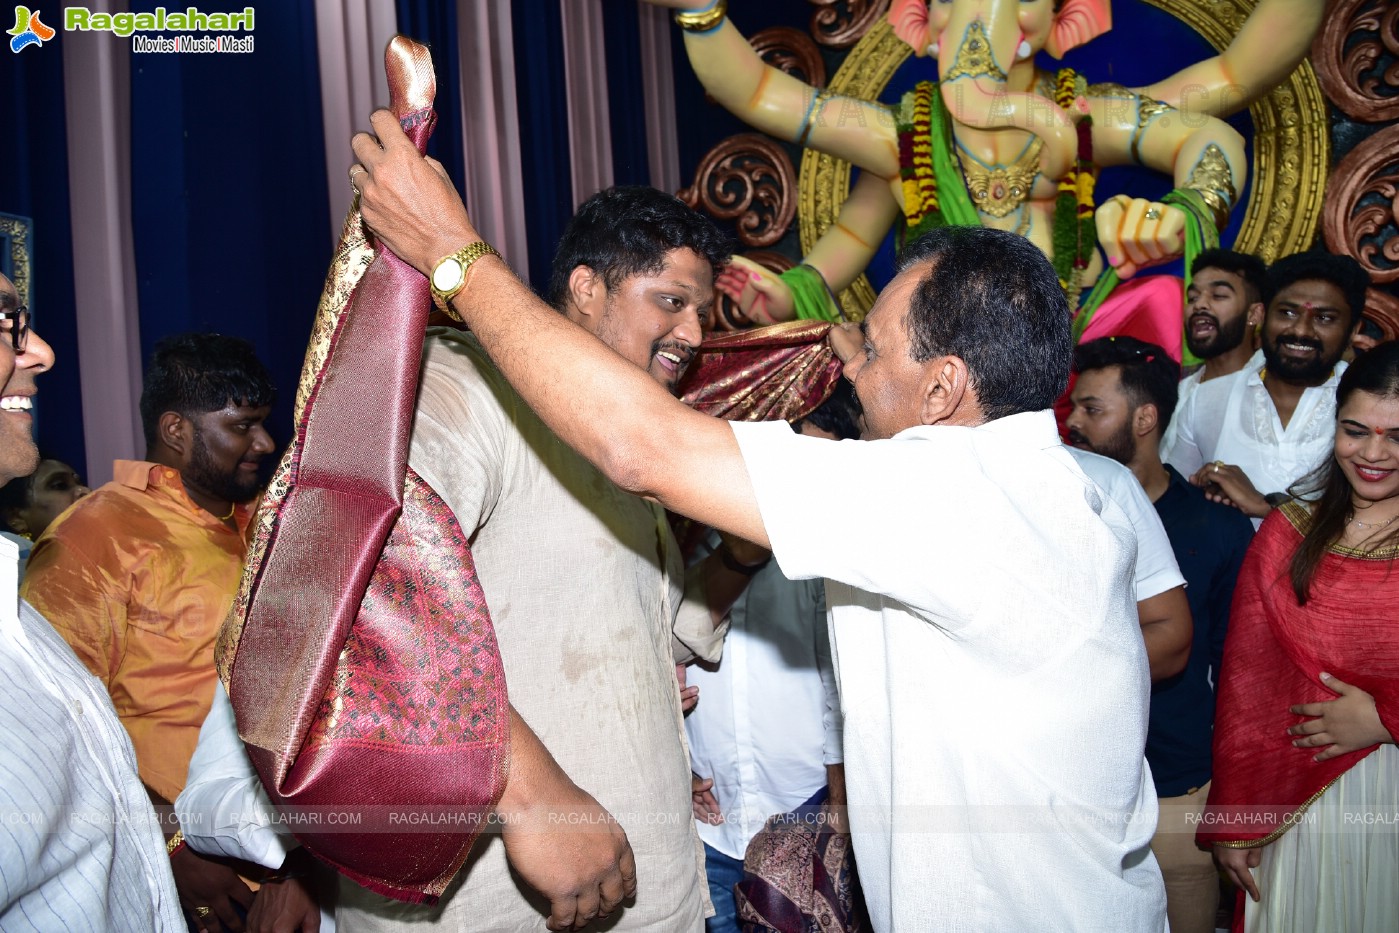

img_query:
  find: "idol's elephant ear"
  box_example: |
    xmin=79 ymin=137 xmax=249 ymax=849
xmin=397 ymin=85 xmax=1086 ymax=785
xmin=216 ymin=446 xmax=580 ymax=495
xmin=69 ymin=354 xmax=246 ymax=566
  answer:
xmin=1045 ymin=0 xmax=1112 ymax=59
xmin=888 ymin=0 xmax=933 ymax=55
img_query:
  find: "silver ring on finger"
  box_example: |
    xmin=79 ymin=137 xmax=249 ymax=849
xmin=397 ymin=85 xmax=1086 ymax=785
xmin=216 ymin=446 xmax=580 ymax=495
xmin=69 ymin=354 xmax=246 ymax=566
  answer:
xmin=1144 ymin=205 xmax=1162 ymax=221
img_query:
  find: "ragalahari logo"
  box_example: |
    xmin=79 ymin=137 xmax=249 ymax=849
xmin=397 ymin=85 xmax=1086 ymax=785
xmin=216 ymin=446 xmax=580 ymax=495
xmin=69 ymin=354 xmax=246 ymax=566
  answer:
xmin=9 ymin=5 xmax=54 ymax=52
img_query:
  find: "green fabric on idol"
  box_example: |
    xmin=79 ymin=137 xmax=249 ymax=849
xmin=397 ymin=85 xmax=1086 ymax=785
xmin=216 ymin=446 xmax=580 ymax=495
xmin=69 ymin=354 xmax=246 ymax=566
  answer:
xmin=779 ymin=264 xmax=843 ymax=322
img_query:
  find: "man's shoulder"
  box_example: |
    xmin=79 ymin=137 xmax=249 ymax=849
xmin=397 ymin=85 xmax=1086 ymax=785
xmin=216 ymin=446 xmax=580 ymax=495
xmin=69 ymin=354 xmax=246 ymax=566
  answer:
xmin=49 ymin=482 xmax=155 ymax=531
xmin=1190 ymin=365 xmax=1251 ymax=406
xmin=34 ymin=483 xmax=167 ymax=561
xmin=422 ymin=328 xmax=499 ymax=382
xmin=1159 ymin=469 xmax=1255 ymax=540
xmin=419 ymin=328 xmax=521 ymax=418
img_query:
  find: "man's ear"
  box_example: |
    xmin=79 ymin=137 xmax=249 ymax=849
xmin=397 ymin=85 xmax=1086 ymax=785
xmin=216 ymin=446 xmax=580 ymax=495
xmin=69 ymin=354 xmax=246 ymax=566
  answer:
xmin=1246 ymin=301 xmax=1265 ymax=330
xmin=1133 ymin=402 xmax=1160 ymax=440
xmin=158 ymin=411 xmax=193 ymax=461
xmin=919 ymin=355 xmax=970 ymax=426
xmin=567 ymin=265 xmax=605 ymax=321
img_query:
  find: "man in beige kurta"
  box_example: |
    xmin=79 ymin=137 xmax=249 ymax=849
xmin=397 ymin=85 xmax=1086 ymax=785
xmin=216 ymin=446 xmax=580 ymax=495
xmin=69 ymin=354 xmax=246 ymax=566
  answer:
xmin=337 ymin=186 xmax=743 ymax=932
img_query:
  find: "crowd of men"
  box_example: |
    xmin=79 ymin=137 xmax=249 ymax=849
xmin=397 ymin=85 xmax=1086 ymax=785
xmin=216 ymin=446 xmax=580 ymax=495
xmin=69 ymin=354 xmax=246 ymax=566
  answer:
xmin=0 ymin=132 xmax=1387 ymax=933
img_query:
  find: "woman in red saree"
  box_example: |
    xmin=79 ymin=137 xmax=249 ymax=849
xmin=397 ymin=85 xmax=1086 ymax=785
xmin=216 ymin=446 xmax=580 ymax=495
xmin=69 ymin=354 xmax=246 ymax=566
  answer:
xmin=1199 ymin=341 xmax=1399 ymax=933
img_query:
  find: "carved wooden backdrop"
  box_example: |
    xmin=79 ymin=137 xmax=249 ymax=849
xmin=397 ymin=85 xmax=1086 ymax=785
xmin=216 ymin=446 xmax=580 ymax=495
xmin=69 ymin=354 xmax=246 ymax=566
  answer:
xmin=1316 ymin=0 xmax=1399 ymax=341
xmin=678 ymin=0 xmax=1399 ymax=341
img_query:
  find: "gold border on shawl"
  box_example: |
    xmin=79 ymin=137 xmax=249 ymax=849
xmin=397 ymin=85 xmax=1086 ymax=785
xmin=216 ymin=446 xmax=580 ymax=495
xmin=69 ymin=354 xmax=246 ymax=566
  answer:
xmin=799 ymin=0 xmax=1329 ymax=320
xmin=1211 ymin=771 xmax=1346 ymax=849
xmin=1278 ymin=499 xmax=1399 ymax=561
xmin=1211 ymin=501 xmax=1393 ymax=848
xmin=214 ymin=207 xmax=377 ymax=683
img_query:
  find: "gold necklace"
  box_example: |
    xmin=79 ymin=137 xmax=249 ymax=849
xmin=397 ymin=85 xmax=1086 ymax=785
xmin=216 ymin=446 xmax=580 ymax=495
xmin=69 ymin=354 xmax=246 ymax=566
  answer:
xmin=218 ymin=501 xmax=236 ymax=521
xmin=1352 ymin=512 xmax=1398 ymax=530
xmin=956 ymin=136 xmax=1043 ymax=219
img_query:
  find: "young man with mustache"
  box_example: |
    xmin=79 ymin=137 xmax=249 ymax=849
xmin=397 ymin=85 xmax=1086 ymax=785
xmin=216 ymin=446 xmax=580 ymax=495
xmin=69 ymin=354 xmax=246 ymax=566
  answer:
xmin=1163 ymin=251 xmax=1370 ymax=525
xmin=1160 ymin=250 xmax=1266 ymax=453
xmin=23 ymin=332 xmax=277 ymax=929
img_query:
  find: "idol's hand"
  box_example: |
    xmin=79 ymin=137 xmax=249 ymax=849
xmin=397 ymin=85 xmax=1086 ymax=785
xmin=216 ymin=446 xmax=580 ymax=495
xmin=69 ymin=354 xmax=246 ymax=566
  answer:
xmin=1095 ymin=195 xmax=1186 ymax=281
xmin=718 ymin=256 xmax=794 ymax=325
xmin=1289 ymin=672 xmax=1395 ymax=762
xmin=351 ymin=109 xmax=478 ymax=277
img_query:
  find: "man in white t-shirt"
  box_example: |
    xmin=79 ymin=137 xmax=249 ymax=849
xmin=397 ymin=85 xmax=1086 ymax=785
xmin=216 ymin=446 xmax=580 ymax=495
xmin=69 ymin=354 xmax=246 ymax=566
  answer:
xmin=354 ymin=116 xmax=1167 ymax=931
xmin=1163 ymin=251 xmax=1369 ymax=525
xmin=1159 ymin=249 xmax=1266 ymax=454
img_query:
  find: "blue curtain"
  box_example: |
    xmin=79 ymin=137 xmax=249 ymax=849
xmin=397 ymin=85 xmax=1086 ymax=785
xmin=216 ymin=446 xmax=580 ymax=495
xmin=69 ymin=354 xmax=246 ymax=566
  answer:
xmin=511 ymin=0 xmax=573 ymax=291
xmin=394 ymin=0 xmax=468 ymax=199
xmin=602 ymin=0 xmax=651 ymax=188
xmin=2 ymin=36 xmax=86 ymax=472
xmin=128 ymin=0 xmax=329 ymax=454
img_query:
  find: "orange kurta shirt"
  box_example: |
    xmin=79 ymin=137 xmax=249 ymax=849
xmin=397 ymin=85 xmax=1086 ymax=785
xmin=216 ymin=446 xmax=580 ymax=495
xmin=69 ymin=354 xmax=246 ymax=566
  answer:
xmin=22 ymin=460 xmax=251 ymax=802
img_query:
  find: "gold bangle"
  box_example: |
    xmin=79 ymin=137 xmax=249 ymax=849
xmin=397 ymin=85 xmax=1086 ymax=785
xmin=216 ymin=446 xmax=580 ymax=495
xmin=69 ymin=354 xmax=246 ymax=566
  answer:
xmin=166 ymin=829 xmax=186 ymax=856
xmin=1183 ymin=144 xmax=1236 ymax=233
xmin=674 ymin=0 xmax=726 ymax=33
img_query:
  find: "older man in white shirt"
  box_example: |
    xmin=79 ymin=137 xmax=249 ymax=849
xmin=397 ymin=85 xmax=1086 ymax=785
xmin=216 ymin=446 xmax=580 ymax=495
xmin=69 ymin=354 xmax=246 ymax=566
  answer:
xmin=0 ymin=271 xmax=183 ymax=931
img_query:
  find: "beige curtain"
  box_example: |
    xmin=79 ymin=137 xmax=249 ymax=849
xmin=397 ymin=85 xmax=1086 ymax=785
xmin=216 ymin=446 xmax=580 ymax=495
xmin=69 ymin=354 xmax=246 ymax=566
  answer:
xmin=314 ymin=0 xmax=397 ymax=246
xmin=63 ymin=7 xmax=144 ymax=484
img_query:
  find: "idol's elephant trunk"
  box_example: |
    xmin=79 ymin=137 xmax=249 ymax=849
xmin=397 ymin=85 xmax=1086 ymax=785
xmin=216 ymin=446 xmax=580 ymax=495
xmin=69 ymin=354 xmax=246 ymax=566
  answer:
xmin=935 ymin=0 xmax=1077 ymax=180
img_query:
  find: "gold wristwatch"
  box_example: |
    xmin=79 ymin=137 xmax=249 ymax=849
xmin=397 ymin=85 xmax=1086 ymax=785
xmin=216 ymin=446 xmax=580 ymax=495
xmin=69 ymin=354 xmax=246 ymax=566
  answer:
xmin=430 ymin=241 xmax=499 ymax=315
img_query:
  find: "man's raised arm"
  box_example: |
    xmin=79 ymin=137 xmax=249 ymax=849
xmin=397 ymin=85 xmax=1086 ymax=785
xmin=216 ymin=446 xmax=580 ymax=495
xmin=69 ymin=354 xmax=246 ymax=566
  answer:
xmin=352 ymin=110 xmax=768 ymax=548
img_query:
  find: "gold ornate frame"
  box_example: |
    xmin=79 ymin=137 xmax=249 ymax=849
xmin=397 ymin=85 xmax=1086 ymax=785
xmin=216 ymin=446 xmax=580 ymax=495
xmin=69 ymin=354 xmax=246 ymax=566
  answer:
xmin=0 ymin=213 xmax=33 ymax=310
xmin=799 ymin=0 xmax=1331 ymax=319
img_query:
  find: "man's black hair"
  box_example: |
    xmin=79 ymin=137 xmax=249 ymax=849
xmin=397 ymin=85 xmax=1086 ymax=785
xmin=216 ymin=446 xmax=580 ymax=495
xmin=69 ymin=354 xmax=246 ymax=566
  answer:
xmin=0 ymin=472 xmax=33 ymax=520
xmin=799 ymin=379 xmax=862 ymax=441
xmin=896 ymin=226 xmax=1071 ymax=421
xmin=1190 ymin=248 xmax=1267 ymax=306
xmin=1072 ymin=336 xmax=1182 ymax=437
xmin=1262 ymin=251 xmax=1371 ymax=327
xmin=139 ymin=333 xmax=276 ymax=449
xmin=544 ymin=186 xmax=733 ymax=310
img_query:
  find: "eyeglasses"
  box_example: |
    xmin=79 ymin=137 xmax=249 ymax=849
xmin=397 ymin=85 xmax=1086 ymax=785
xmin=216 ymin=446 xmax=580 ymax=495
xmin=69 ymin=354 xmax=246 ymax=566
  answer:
xmin=0 ymin=306 xmax=30 ymax=353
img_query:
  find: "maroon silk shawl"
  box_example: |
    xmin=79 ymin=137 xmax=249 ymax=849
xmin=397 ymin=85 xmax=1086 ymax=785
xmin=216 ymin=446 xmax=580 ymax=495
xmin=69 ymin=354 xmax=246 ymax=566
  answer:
xmin=1199 ymin=502 xmax=1399 ymax=849
xmin=679 ymin=320 xmax=843 ymax=423
xmin=217 ymin=38 xmax=508 ymax=903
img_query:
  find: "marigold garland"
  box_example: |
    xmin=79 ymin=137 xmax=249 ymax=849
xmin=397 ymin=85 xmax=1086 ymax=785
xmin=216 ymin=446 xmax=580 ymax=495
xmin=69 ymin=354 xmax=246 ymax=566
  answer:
xmin=895 ymin=70 xmax=1098 ymax=304
xmin=897 ymin=82 xmax=941 ymax=234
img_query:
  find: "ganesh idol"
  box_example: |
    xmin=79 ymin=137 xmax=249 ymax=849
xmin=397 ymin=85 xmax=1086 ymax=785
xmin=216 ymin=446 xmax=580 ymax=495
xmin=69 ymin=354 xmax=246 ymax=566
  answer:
xmin=652 ymin=0 xmax=1324 ymax=357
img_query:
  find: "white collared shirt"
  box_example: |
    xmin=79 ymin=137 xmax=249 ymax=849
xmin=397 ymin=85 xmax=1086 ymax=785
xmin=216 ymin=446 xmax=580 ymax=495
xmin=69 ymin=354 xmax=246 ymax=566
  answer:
xmin=0 ymin=537 xmax=184 ymax=931
xmin=1159 ymin=366 xmax=1206 ymax=455
xmin=1066 ymin=448 xmax=1184 ymax=601
xmin=1163 ymin=350 xmax=1344 ymax=526
xmin=685 ymin=553 xmax=842 ymax=859
xmin=732 ymin=411 xmax=1165 ymax=933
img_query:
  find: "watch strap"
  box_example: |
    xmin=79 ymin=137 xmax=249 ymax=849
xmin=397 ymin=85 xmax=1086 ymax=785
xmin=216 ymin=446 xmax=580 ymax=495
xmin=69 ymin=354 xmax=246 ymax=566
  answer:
xmin=431 ymin=241 xmax=500 ymax=317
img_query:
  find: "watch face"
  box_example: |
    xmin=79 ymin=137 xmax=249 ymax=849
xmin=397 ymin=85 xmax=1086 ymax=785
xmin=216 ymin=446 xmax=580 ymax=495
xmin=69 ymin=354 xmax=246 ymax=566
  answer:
xmin=433 ymin=258 xmax=464 ymax=293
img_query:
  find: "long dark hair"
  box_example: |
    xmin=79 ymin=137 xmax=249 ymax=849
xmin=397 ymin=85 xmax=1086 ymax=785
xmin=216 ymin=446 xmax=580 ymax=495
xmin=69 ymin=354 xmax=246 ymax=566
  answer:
xmin=1290 ymin=341 xmax=1399 ymax=602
